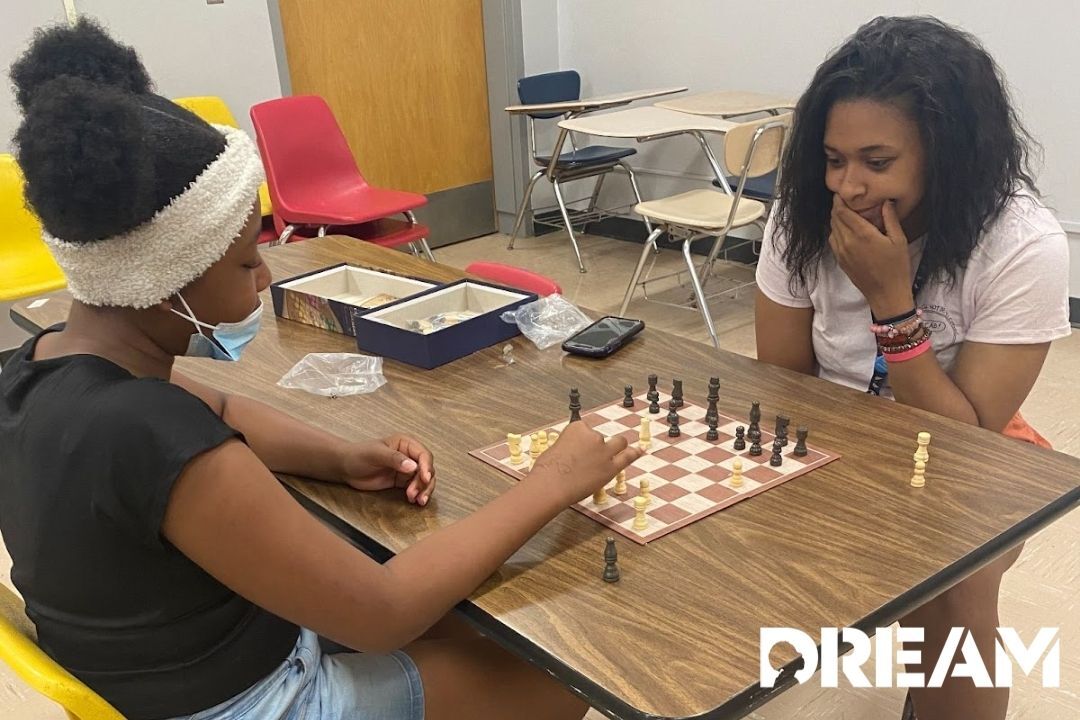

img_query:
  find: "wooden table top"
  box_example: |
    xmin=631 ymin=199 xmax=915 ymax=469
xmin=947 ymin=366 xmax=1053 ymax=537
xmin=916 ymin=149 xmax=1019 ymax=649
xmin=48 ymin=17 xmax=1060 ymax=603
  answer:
xmin=504 ymin=86 xmax=687 ymax=115
xmin=655 ymin=90 xmax=797 ymax=117
xmin=11 ymin=238 xmax=1080 ymax=720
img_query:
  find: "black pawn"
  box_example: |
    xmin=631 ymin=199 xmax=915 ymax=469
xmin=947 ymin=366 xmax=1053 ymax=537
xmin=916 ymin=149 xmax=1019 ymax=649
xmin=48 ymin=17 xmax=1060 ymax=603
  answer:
xmin=602 ymin=537 xmax=620 ymax=583
xmin=622 ymin=385 xmax=634 ymax=408
xmin=733 ymin=425 xmax=746 ymax=450
xmin=706 ymin=413 xmax=719 ymax=441
xmin=671 ymin=379 xmax=684 ymax=409
xmin=770 ymin=439 xmax=784 ymax=467
xmin=648 ymin=395 xmax=661 ymax=414
xmin=667 ymin=408 xmax=681 ymax=437
xmin=775 ymin=415 xmax=790 ymax=447
xmin=794 ymin=427 xmax=809 ymax=457
xmin=569 ymin=387 xmax=582 ymax=422
xmin=749 ymin=432 xmax=762 ymax=457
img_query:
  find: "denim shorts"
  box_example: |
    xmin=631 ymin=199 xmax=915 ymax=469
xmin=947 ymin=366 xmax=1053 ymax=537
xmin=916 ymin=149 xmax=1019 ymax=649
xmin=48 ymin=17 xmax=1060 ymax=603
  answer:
xmin=170 ymin=629 xmax=425 ymax=720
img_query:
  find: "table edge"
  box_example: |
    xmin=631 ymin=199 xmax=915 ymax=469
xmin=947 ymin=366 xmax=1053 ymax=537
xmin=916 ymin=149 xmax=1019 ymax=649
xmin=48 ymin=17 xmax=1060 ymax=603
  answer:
xmin=284 ymin=480 xmax=1080 ymax=720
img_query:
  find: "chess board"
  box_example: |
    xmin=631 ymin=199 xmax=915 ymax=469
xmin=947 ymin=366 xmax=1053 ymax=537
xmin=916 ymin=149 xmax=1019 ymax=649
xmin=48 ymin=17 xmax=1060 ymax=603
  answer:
xmin=470 ymin=391 xmax=841 ymax=544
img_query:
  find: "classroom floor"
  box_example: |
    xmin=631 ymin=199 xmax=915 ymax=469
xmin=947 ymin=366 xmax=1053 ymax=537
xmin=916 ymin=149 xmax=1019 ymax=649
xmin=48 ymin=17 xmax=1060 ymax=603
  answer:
xmin=1 ymin=230 xmax=1076 ymax=719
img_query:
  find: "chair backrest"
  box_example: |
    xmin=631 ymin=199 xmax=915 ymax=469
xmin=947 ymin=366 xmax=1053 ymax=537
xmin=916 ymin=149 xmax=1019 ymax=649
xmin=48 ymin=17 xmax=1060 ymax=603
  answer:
xmin=465 ymin=262 xmax=562 ymax=296
xmin=249 ymin=96 xmax=369 ymax=215
xmin=0 ymin=155 xmax=42 ymax=246
xmin=517 ymin=70 xmax=581 ymax=119
xmin=723 ymin=112 xmax=793 ymax=180
xmin=0 ymin=154 xmax=67 ymax=301
xmin=172 ymin=95 xmax=239 ymax=127
xmin=0 ymin=584 xmax=125 ymax=720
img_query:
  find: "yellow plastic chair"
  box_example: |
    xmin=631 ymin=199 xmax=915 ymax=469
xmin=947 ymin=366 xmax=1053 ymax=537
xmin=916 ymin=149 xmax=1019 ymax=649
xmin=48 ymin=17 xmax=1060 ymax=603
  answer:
xmin=0 ymin=583 xmax=125 ymax=720
xmin=173 ymin=95 xmax=273 ymax=217
xmin=0 ymin=155 xmax=67 ymax=302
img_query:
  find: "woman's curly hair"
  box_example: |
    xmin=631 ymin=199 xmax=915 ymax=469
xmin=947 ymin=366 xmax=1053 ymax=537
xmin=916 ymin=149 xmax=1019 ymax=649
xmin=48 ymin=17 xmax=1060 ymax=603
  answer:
xmin=776 ymin=16 xmax=1041 ymax=292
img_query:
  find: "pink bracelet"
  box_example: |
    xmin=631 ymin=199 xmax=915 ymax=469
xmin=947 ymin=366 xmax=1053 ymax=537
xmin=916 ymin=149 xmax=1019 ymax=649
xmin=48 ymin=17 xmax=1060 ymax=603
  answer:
xmin=883 ymin=338 xmax=932 ymax=363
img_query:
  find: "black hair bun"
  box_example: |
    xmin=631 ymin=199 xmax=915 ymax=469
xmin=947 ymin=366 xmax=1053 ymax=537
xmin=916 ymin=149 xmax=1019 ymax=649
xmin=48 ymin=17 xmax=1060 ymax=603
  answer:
xmin=15 ymin=76 xmax=157 ymax=243
xmin=9 ymin=18 xmax=151 ymax=109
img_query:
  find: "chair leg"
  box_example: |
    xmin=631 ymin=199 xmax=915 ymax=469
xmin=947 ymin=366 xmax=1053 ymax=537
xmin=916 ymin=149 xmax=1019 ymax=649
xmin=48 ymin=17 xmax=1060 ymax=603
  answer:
xmin=618 ymin=161 xmax=654 ymax=236
xmin=273 ymin=225 xmax=296 ymax=247
xmin=317 ymin=225 xmax=327 ymax=237
xmin=619 ymin=226 xmax=664 ymax=316
xmin=552 ymin=179 xmax=587 ymax=273
xmin=698 ymin=232 xmax=729 ymax=291
xmin=586 ymin=172 xmax=606 ymax=215
xmin=508 ymin=170 xmax=545 ymax=250
xmin=683 ymin=238 xmax=720 ymax=349
xmin=418 ymin=238 xmax=435 ymax=262
xmin=404 ymin=212 xmax=436 ymax=261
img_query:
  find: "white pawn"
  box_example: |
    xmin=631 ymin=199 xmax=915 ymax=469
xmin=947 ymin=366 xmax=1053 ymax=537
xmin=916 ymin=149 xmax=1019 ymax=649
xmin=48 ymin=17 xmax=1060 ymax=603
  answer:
xmin=639 ymin=417 xmax=652 ymax=450
xmin=547 ymin=430 xmax=559 ymax=447
xmin=730 ymin=458 xmax=744 ymax=488
xmin=613 ymin=469 xmax=627 ymax=495
xmin=632 ymin=495 xmax=648 ymax=531
xmin=639 ymin=477 xmax=651 ymax=507
xmin=593 ymin=483 xmax=610 ymax=505
xmin=537 ymin=432 xmax=549 ymax=455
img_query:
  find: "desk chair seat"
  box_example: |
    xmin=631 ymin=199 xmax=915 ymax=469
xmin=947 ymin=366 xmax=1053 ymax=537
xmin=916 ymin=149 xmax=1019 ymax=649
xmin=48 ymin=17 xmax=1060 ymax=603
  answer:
xmin=711 ymin=169 xmax=778 ymax=202
xmin=620 ymin=113 xmax=792 ymax=349
xmin=534 ymin=145 xmax=636 ymax=168
xmin=0 ymin=584 xmax=125 ymax=720
xmin=634 ymin=190 xmax=765 ymax=230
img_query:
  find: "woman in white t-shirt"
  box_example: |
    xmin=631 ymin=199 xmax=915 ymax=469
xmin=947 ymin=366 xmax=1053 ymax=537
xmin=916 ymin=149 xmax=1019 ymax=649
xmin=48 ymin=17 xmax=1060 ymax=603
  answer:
xmin=755 ymin=16 xmax=1070 ymax=720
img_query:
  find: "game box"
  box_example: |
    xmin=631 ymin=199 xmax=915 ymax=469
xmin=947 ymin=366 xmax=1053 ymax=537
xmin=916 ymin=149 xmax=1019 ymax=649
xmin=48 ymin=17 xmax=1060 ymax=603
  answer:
xmin=270 ymin=263 xmax=437 ymax=337
xmin=350 ymin=279 xmax=537 ymax=369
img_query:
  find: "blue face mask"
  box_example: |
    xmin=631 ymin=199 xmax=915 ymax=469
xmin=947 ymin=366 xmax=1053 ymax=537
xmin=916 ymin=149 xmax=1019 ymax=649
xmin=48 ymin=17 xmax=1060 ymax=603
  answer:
xmin=172 ymin=294 xmax=263 ymax=361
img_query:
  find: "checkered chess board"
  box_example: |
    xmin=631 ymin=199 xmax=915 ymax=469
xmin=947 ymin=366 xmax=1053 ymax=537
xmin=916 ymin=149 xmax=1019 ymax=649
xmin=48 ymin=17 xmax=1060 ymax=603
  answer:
xmin=469 ymin=392 xmax=840 ymax=544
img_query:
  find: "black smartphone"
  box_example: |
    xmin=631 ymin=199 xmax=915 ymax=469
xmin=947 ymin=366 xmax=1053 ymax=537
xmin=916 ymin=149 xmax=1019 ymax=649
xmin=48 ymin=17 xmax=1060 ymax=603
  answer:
xmin=562 ymin=316 xmax=645 ymax=357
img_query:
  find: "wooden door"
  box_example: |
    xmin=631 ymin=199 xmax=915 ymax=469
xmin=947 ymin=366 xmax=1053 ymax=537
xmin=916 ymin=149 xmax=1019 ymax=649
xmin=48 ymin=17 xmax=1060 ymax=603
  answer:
xmin=278 ymin=0 xmax=495 ymax=245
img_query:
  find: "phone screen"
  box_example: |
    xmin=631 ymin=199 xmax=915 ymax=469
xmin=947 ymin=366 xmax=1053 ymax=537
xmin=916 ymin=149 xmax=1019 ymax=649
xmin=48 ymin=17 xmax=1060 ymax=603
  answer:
xmin=569 ymin=317 xmax=641 ymax=349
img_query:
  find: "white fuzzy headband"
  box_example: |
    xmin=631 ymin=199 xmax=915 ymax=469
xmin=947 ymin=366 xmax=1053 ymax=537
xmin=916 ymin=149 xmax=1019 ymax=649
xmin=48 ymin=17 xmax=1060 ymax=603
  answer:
xmin=42 ymin=124 xmax=265 ymax=309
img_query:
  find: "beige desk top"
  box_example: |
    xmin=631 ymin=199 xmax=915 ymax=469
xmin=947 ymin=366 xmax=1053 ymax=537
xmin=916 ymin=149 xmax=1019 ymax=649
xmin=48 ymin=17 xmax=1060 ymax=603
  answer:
xmin=505 ymin=86 xmax=687 ymax=114
xmin=655 ymin=90 xmax=796 ymax=117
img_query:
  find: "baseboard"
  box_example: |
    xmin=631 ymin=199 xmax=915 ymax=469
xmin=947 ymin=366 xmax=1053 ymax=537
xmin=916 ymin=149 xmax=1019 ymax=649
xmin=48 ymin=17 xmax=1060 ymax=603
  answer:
xmin=532 ymin=211 xmax=760 ymax=264
xmin=1071 ymin=297 xmax=1080 ymax=327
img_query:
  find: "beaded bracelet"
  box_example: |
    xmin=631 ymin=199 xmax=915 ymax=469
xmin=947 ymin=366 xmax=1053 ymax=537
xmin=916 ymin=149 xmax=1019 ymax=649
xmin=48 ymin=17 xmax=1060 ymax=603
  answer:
xmin=883 ymin=337 xmax=932 ymax=363
xmin=877 ymin=326 xmax=929 ymax=352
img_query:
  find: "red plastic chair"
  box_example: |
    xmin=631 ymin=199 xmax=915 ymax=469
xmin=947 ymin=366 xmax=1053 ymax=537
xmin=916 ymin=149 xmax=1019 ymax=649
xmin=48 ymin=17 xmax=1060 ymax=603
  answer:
xmin=465 ymin=262 xmax=562 ymax=296
xmin=249 ymin=96 xmax=434 ymax=259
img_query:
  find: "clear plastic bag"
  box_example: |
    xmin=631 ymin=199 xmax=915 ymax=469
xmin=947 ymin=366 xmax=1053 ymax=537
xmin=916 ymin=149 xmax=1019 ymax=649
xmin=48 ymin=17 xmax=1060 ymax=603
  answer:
xmin=277 ymin=353 xmax=386 ymax=397
xmin=500 ymin=294 xmax=592 ymax=350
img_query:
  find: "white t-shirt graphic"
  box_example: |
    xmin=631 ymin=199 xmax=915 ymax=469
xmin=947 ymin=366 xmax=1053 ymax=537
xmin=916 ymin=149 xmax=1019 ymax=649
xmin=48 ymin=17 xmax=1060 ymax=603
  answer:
xmin=755 ymin=192 xmax=1071 ymax=396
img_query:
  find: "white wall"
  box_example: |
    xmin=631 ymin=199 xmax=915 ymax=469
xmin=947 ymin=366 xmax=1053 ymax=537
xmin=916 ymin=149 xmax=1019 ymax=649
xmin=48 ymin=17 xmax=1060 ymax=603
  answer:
xmin=66 ymin=0 xmax=282 ymax=136
xmin=557 ymin=0 xmax=1080 ymax=291
xmin=1 ymin=2 xmax=69 ymax=153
